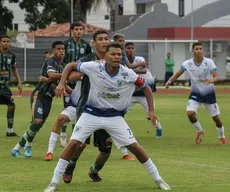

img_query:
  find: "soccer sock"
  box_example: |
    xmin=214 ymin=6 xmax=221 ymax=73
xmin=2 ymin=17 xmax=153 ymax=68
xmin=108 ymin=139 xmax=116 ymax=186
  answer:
xmin=18 ymin=123 xmax=42 ymax=147
xmin=61 ymin=125 xmax=67 ymax=136
xmin=143 ymin=158 xmax=162 ymax=181
xmin=119 ymin=147 xmax=128 ymax=156
xmin=7 ymin=107 xmax=15 ymax=132
xmin=216 ymin=126 xmax=225 ymax=138
xmin=192 ymin=121 xmax=203 ymax=132
xmin=155 ymin=120 xmax=162 ymax=130
xmin=69 ymin=153 xmax=80 ymax=165
xmin=51 ymin=159 xmax=69 ymax=184
xmin=13 ymin=143 xmax=22 ymax=151
xmin=48 ymin=132 xmax=59 ymax=153
xmin=89 ymin=162 xmax=104 ymax=174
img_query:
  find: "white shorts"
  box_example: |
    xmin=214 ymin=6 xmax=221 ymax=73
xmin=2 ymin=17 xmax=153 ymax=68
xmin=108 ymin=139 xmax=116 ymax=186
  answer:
xmin=127 ymin=96 xmax=155 ymax=113
xmin=186 ymin=99 xmax=220 ymax=117
xmin=70 ymin=113 xmax=137 ymax=149
xmin=60 ymin=106 xmax=77 ymax=123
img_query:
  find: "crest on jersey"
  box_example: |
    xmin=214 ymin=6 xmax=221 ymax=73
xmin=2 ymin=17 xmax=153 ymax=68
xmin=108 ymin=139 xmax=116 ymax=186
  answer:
xmin=188 ymin=62 xmax=193 ymax=68
xmin=121 ymin=72 xmax=128 ymax=77
xmin=116 ymin=79 xmax=123 ymax=87
xmin=80 ymin=48 xmax=85 ymax=54
xmin=7 ymin=58 xmax=12 ymax=64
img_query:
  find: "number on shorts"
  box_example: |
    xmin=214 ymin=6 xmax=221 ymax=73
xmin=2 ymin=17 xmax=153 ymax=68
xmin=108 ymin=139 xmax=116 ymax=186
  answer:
xmin=127 ymin=128 xmax=132 ymax=135
xmin=214 ymin=103 xmax=217 ymax=110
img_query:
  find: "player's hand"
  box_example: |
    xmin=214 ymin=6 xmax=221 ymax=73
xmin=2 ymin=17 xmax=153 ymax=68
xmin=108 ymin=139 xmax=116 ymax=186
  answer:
xmin=204 ymin=79 xmax=212 ymax=84
xmin=55 ymin=83 xmax=65 ymax=98
xmin=17 ymin=81 xmax=22 ymax=94
xmin=63 ymin=89 xmax=70 ymax=96
xmin=147 ymin=111 xmax=157 ymax=126
xmin=165 ymin=80 xmax=171 ymax=89
xmin=139 ymin=61 xmax=146 ymax=67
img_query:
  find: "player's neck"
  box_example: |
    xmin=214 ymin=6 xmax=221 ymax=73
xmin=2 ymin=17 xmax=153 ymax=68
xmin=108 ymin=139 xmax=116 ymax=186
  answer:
xmin=194 ymin=57 xmax=203 ymax=65
xmin=54 ymin=55 xmax=62 ymax=64
xmin=106 ymin=64 xmax=119 ymax=76
xmin=0 ymin=47 xmax=7 ymax=55
xmin=72 ymin=36 xmax=81 ymax=44
xmin=95 ymin=50 xmax=106 ymax=59
xmin=127 ymin=55 xmax=134 ymax=63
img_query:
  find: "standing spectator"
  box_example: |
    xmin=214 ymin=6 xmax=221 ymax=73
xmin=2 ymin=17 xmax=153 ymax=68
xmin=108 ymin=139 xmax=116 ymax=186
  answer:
xmin=164 ymin=52 xmax=174 ymax=85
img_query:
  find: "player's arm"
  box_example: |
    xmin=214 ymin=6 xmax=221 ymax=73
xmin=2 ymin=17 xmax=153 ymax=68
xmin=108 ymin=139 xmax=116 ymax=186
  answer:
xmin=209 ymin=70 xmax=219 ymax=83
xmin=165 ymin=68 xmax=184 ymax=88
xmin=65 ymin=85 xmax=73 ymax=94
xmin=39 ymin=76 xmax=52 ymax=83
xmin=133 ymin=67 xmax=147 ymax=74
xmin=12 ymin=63 xmax=22 ymax=93
xmin=125 ymin=58 xmax=146 ymax=69
xmin=47 ymin=60 xmax=62 ymax=80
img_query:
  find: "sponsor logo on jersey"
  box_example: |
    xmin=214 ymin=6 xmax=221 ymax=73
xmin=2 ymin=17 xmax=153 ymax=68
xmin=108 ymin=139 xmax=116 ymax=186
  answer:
xmin=97 ymin=92 xmax=120 ymax=99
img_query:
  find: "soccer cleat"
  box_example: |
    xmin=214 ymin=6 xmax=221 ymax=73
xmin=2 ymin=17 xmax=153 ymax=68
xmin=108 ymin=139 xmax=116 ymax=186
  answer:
xmin=11 ymin=149 xmax=23 ymax=158
xmin=6 ymin=132 xmax=19 ymax=137
xmin=155 ymin=179 xmax=171 ymax=190
xmin=24 ymin=146 xmax=32 ymax=158
xmin=44 ymin=152 xmax=53 ymax=161
xmin=122 ymin=154 xmax=135 ymax=161
xmin=60 ymin=136 xmax=68 ymax=148
xmin=63 ymin=163 xmax=76 ymax=184
xmin=89 ymin=171 xmax=102 ymax=182
xmin=156 ymin=128 xmax=162 ymax=138
xmin=44 ymin=183 xmax=57 ymax=192
xmin=219 ymin=137 xmax=227 ymax=145
xmin=196 ymin=131 xmax=204 ymax=144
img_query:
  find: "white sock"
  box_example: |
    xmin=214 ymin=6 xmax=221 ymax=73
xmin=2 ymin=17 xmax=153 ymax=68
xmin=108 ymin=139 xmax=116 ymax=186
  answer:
xmin=155 ymin=120 xmax=162 ymax=130
xmin=51 ymin=159 xmax=69 ymax=184
xmin=216 ymin=126 xmax=225 ymax=138
xmin=143 ymin=158 xmax=162 ymax=181
xmin=13 ymin=143 xmax=22 ymax=151
xmin=60 ymin=132 xmax=66 ymax=137
xmin=119 ymin=147 xmax=128 ymax=156
xmin=192 ymin=121 xmax=203 ymax=132
xmin=25 ymin=141 xmax=32 ymax=147
xmin=7 ymin=128 xmax=13 ymax=133
xmin=48 ymin=132 xmax=59 ymax=153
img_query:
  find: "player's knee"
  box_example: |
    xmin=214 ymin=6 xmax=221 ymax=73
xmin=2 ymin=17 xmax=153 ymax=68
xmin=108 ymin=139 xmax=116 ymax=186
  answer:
xmin=7 ymin=104 xmax=15 ymax=111
xmin=98 ymin=145 xmax=112 ymax=154
xmin=212 ymin=115 xmax=222 ymax=126
xmin=57 ymin=114 xmax=69 ymax=125
xmin=69 ymin=139 xmax=82 ymax=150
xmin=33 ymin=118 xmax=43 ymax=125
xmin=187 ymin=111 xmax=195 ymax=118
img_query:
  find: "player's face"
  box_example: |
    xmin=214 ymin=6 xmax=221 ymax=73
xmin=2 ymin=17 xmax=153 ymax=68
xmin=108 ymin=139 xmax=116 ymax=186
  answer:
xmin=0 ymin=37 xmax=10 ymax=50
xmin=125 ymin=44 xmax=135 ymax=57
xmin=193 ymin=45 xmax=203 ymax=58
xmin=115 ymin=37 xmax=125 ymax=47
xmin=72 ymin=26 xmax=84 ymax=38
xmin=106 ymin=47 xmax=122 ymax=68
xmin=92 ymin=34 xmax=110 ymax=52
xmin=53 ymin=44 xmax=65 ymax=60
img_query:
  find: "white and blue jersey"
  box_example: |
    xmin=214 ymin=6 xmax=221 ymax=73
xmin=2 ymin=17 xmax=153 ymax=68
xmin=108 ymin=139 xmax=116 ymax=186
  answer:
xmin=77 ymin=61 xmax=147 ymax=117
xmin=181 ymin=57 xmax=217 ymax=104
xmin=131 ymin=56 xmax=156 ymax=96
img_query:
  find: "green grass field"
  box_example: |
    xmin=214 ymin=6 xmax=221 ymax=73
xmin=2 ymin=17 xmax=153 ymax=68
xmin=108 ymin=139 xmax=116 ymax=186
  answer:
xmin=0 ymin=93 xmax=230 ymax=192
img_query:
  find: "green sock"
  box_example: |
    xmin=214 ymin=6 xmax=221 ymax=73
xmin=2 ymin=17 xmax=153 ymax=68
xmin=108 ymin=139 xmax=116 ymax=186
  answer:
xmin=61 ymin=124 xmax=67 ymax=133
xmin=90 ymin=162 xmax=104 ymax=174
xmin=69 ymin=152 xmax=80 ymax=165
xmin=7 ymin=107 xmax=15 ymax=128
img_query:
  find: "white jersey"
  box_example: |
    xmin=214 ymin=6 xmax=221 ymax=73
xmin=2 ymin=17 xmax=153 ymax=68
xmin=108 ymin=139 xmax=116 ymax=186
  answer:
xmin=69 ymin=81 xmax=81 ymax=107
xmin=77 ymin=61 xmax=147 ymax=116
xmin=131 ymin=56 xmax=156 ymax=96
xmin=181 ymin=57 xmax=217 ymax=104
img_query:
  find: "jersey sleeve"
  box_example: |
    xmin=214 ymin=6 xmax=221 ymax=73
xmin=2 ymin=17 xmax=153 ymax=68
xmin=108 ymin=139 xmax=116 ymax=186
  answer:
xmin=77 ymin=61 xmax=96 ymax=75
xmin=180 ymin=61 xmax=187 ymax=71
xmin=209 ymin=59 xmax=217 ymax=72
xmin=47 ymin=58 xmax=56 ymax=73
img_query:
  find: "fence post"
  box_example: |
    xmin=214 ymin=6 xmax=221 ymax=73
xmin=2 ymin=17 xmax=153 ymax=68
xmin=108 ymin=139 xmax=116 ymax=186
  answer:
xmin=210 ymin=38 xmax=213 ymax=60
xmin=164 ymin=38 xmax=168 ymax=56
xmin=24 ymin=40 xmax=27 ymax=82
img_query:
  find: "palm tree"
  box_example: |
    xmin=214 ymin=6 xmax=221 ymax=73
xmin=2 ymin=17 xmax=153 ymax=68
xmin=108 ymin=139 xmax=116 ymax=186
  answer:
xmin=72 ymin=0 xmax=110 ymax=22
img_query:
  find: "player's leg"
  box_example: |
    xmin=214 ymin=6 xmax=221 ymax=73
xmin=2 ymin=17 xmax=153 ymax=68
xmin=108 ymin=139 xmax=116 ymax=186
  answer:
xmin=44 ymin=113 xmax=99 ymax=192
xmin=204 ymin=103 xmax=227 ymax=144
xmin=186 ymin=99 xmax=204 ymax=144
xmin=45 ymin=106 xmax=74 ymax=161
xmin=11 ymin=92 xmax=45 ymax=157
xmin=104 ymin=116 xmax=170 ymax=190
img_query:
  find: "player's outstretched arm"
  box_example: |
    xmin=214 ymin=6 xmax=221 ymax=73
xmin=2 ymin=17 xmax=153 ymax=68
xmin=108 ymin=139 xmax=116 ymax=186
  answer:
xmin=67 ymin=71 xmax=84 ymax=81
xmin=165 ymin=68 xmax=184 ymax=89
xmin=133 ymin=67 xmax=147 ymax=74
xmin=59 ymin=62 xmax=77 ymax=85
xmin=205 ymin=70 xmax=219 ymax=84
xmin=40 ymin=76 xmax=52 ymax=83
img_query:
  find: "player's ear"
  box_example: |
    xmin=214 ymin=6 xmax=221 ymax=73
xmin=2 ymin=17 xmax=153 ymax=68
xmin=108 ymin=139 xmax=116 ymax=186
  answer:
xmin=91 ymin=40 xmax=96 ymax=47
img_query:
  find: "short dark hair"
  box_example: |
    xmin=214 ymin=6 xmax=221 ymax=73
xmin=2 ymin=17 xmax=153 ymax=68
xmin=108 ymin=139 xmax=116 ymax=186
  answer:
xmin=93 ymin=30 xmax=109 ymax=41
xmin=113 ymin=33 xmax=125 ymax=41
xmin=106 ymin=43 xmax=122 ymax=52
xmin=125 ymin=42 xmax=134 ymax=48
xmin=44 ymin=51 xmax=49 ymax=54
xmin=70 ymin=22 xmax=84 ymax=30
xmin=0 ymin=34 xmax=10 ymax=40
xmin=192 ymin=42 xmax=203 ymax=49
xmin=52 ymin=41 xmax=64 ymax=49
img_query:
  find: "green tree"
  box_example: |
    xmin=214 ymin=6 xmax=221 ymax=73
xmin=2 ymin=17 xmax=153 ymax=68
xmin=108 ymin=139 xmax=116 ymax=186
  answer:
xmin=0 ymin=0 xmax=14 ymax=34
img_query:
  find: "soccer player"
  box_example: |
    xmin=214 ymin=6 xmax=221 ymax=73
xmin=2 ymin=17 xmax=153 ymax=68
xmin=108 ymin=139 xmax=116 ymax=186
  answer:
xmin=44 ymin=44 xmax=171 ymax=192
xmin=165 ymin=42 xmax=227 ymax=145
xmin=0 ymin=34 xmax=22 ymax=136
xmin=11 ymin=41 xmax=65 ymax=158
xmin=60 ymin=22 xmax=92 ymax=147
xmin=113 ymin=33 xmax=146 ymax=69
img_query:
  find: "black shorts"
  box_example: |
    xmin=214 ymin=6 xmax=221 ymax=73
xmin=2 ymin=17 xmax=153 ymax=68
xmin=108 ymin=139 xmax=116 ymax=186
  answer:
xmin=63 ymin=83 xmax=76 ymax=108
xmin=30 ymin=90 xmax=52 ymax=120
xmin=0 ymin=87 xmax=14 ymax=106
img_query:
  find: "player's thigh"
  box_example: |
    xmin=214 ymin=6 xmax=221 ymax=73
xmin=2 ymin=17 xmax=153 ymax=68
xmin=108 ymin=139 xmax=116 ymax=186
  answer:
xmin=31 ymin=95 xmax=46 ymax=120
xmin=104 ymin=116 xmax=136 ymax=149
xmin=63 ymin=96 xmax=70 ymax=108
xmin=70 ymin=113 xmax=101 ymax=143
xmin=61 ymin=106 xmax=76 ymax=123
xmin=43 ymin=98 xmax=53 ymax=120
xmin=186 ymin=99 xmax=201 ymax=114
xmin=94 ymin=129 xmax=112 ymax=152
xmin=0 ymin=95 xmax=14 ymax=106
xmin=204 ymin=103 xmax=220 ymax=117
